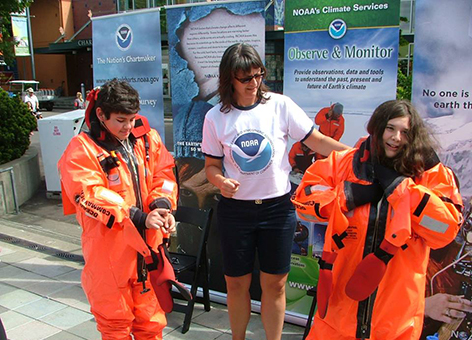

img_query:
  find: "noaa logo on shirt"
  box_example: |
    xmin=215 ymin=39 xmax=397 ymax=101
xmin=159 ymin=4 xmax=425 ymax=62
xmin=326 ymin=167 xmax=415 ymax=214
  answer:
xmin=328 ymin=19 xmax=347 ymax=40
xmin=231 ymin=132 xmax=273 ymax=173
xmin=456 ymin=331 xmax=469 ymax=340
xmin=116 ymin=24 xmax=133 ymax=51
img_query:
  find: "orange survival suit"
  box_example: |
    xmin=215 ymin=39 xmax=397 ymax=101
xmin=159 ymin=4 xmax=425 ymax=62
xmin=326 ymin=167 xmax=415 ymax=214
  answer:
xmin=58 ymin=95 xmax=178 ymax=339
xmin=289 ymin=141 xmax=316 ymax=173
xmin=292 ymin=137 xmax=463 ymax=340
xmin=315 ymin=105 xmax=345 ymax=142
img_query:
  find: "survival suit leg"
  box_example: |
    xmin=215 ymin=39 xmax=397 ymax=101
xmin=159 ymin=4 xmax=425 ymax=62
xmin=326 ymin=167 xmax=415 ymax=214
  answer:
xmin=92 ymin=279 xmax=165 ymax=340
xmin=131 ymin=282 xmax=167 ymax=340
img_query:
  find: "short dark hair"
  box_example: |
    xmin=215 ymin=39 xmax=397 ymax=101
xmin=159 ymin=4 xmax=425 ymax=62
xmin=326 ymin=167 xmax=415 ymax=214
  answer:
xmin=367 ymin=99 xmax=437 ymax=177
xmin=218 ymin=43 xmax=270 ymax=113
xmin=96 ymin=79 xmax=140 ymax=119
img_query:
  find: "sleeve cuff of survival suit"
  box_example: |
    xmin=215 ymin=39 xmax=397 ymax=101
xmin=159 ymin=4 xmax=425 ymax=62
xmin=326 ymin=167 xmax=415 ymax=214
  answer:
xmin=149 ymin=198 xmax=172 ymax=211
xmin=130 ymin=206 xmax=148 ymax=232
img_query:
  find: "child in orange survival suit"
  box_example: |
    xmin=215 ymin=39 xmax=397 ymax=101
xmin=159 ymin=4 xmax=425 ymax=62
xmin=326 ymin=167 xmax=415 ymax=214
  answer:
xmin=292 ymin=99 xmax=463 ymax=340
xmin=59 ymin=79 xmax=179 ymax=339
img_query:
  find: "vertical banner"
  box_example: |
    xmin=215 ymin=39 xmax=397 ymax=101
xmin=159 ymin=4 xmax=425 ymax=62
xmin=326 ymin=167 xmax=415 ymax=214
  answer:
xmin=166 ymin=0 xmax=266 ymax=294
xmin=284 ymin=0 xmax=400 ymax=148
xmin=92 ymin=9 xmax=165 ymax=138
xmin=284 ymin=0 xmax=400 ymax=317
xmin=11 ymin=15 xmax=30 ymax=57
xmin=412 ymin=1 xmax=472 ymax=339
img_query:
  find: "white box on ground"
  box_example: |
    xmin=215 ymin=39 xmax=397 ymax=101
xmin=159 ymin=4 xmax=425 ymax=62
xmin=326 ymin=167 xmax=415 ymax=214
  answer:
xmin=38 ymin=110 xmax=85 ymax=193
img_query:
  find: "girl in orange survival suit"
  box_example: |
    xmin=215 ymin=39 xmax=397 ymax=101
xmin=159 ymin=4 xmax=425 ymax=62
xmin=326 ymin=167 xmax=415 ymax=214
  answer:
xmin=292 ymin=100 xmax=463 ymax=340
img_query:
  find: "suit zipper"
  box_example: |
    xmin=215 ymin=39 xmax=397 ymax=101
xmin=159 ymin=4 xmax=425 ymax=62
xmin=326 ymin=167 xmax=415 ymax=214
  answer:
xmin=359 ymin=198 xmax=383 ymax=339
xmin=120 ymin=142 xmax=149 ymax=292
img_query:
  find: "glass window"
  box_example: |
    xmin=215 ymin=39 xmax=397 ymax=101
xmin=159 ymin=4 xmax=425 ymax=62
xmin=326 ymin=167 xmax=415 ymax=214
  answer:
xmin=134 ymin=0 xmax=148 ymax=9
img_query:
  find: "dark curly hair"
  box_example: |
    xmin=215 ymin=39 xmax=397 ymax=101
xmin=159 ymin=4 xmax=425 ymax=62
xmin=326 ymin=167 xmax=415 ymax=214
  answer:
xmin=367 ymin=99 xmax=438 ymax=177
xmin=218 ymin=43 xmax=270 ymax=113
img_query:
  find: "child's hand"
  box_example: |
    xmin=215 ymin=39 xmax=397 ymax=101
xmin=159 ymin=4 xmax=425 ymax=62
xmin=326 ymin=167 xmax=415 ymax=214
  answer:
xmin=146 ymin=209 xmax=175 ymax=234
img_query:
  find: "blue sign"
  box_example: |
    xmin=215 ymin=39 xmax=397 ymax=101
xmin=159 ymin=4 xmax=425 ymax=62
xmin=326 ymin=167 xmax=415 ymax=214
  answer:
xmin=92 ymin=10 xmax=165 ymax=138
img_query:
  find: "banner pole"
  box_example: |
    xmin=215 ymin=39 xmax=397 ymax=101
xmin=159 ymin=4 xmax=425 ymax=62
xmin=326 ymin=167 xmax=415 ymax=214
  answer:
xmin=26 ymin=7 xmax=35 ymax=79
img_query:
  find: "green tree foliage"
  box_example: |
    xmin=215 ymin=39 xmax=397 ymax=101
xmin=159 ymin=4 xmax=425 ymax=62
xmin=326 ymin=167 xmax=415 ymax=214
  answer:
xmin=0 ymin=0 xmax=32 ymax=66
xmin=397 ymin=14 xmax=413 ymax=101
xmin=399 ymin=16 xmax=410 ymax=47
xmin=397 ymin=67 xmax=412 ymax=101
xmin=0 ymin=88 xmax=37 ymax=164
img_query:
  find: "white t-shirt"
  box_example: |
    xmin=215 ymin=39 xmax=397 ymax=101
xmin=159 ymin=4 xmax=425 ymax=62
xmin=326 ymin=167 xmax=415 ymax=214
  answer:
xmin=202 ymin=92 xmax=314 ymax=200
xmin=24 ymin=94 xmax=39 ymax=112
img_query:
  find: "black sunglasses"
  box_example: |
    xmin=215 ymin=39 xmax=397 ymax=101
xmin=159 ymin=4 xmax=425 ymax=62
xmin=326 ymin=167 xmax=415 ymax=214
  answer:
xmin=235 ymin=72 xmax=265 ymax=84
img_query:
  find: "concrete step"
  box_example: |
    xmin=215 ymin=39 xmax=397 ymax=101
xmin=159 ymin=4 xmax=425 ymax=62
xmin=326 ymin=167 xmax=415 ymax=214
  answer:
xmin=52 ymin=96 xmax=76 ymax=109
xmin=1 ymin=211 xmax=81 ymax=245
xmin=0 ymin=216 xmax=84 ymax=262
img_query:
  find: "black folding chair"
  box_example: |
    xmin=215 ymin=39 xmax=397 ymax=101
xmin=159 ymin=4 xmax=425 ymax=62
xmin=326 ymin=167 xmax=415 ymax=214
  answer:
xmin=170 ymin=206 xmax=213 ymax=334
xmin=303 ymin=287 xmax=317 ymax=339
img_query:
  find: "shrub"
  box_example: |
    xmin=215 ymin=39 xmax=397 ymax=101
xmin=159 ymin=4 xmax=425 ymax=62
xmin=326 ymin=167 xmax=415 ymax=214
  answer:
xmin=0 ymin=88 xmax=37 ymax=164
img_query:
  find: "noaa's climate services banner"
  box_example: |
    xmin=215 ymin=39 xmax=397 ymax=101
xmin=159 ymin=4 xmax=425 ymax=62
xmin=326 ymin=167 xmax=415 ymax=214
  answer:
xmin=284 ymin=0 xmax=400 ymax=148
xmin=166 ymin=0 xmax=266 ymax=295
xmin=92 ymin=9 xmax=165 ymax=138
xmin=284 ymin=0 xmax=400 ymax=317
xmin=412 ymin=1 xmax=472 ymax=339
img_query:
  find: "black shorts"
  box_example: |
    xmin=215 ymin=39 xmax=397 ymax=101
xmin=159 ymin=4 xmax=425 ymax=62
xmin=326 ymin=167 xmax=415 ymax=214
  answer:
xmin=217 ymin=193 xmax=297 ymax=277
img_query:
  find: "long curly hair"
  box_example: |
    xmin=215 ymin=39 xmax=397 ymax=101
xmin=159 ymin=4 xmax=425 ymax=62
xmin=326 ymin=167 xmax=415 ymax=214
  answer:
xmin=367 ymin=99 xmax=438 ymax=177
xmin=218 ymin=43 xmax=270 ymax=113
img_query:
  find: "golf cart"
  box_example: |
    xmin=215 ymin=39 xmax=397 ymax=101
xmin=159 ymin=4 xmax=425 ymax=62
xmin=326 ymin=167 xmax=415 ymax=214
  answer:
xmin=8 ymin=80 xmax=56 ymax=111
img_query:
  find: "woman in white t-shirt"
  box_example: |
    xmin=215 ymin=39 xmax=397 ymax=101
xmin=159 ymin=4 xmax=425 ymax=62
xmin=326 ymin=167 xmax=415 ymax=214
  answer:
xmin=201 ymin=43 xmax=348 ymax=340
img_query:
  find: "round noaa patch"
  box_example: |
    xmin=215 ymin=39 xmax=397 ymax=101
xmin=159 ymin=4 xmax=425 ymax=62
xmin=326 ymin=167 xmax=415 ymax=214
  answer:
xmin=230 ymin=131 xmax=273 ymax=173
xmin=116 ymin=24 xmax=133 ymax=51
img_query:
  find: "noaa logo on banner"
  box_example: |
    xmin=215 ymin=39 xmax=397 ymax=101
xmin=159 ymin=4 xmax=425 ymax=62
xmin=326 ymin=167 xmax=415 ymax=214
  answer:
xmin=328 ymin=19 xmax=347 ymax=40
xmin=116 ymin=24 xmax=133 ymax=51
xmin=231 ymin=132 xmax=273 ymax=173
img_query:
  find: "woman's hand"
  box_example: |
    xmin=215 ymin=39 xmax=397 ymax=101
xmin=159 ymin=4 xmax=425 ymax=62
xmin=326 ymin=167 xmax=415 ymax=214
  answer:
xmin=425 ymin=293 xmax=472 ymax=323
xmin=205 ymin=157 xmax=240 ymax=198
xmin=219 ymin=178 xmax=240 ymax=198
xmin=145 ymin=208 xmax=176 ymax=234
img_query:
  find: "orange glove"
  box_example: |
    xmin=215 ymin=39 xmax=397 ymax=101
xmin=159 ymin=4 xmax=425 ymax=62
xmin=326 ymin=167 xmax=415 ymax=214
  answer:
xmin=145 ymin=243 xmax=192 ymax=313
xmin=345 ymin=239 xmax=399 ymax=301
xmin=317 ymin=251 xmax=338 ymax=319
